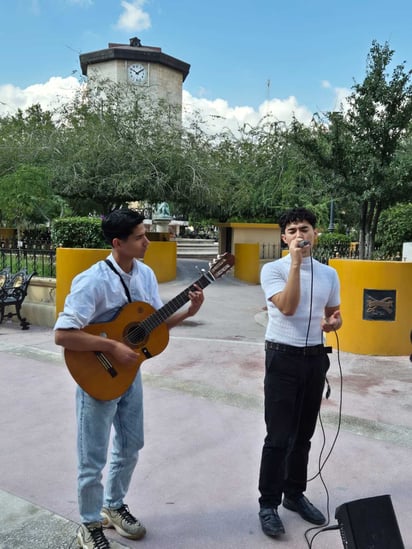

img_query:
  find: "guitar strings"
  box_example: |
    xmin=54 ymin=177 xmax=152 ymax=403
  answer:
xmin=121 ymin=275 xmax=211 ymax=345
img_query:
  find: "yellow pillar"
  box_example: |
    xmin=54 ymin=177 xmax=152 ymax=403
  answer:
xmin=143 ymin=241 xmax=177 ymax=283
xmin=55 ymin=248 xmax=109 ymax=317
xmin=55 ymin=243 xmax=177 ymax=317
xmin=326 ymin=259 xmax=412 ymax=356
xmin=234 ymin=243 xmax=260 ymax=284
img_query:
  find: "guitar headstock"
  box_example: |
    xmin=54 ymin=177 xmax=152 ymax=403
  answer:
xmin=208 ymin=253 xmax=235 ymax=279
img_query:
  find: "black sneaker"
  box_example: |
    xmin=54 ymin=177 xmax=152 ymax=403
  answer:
xmin=77 ymin=522 xmax=111 ymax=549
xmin=283 ymin=495 xmax=326 ymax=525
xmin=258 ymin=507 xmax=285 ymax=537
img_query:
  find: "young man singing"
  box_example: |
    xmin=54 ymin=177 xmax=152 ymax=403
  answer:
xmin=258 ymin=207 xmax=342 ymax=537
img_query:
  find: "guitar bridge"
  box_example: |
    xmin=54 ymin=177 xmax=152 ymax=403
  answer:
xmin=141 ymin=347 xmax=152 ymax=359
xmin=96 ymin=352 xmax=118 ymax=377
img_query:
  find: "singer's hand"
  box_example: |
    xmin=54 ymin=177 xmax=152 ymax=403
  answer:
xmin=322 ymin=310 xmax=342 ymax=332
xmin=289 ymin=238 xmax=309 ymax=263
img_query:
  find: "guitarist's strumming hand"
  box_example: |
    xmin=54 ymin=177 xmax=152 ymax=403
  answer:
xmin=111 ymin=340 xmax=140 ymax=365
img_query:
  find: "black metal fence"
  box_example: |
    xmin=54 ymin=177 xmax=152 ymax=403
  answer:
xmin=0 ymin=242 xmax=361 ymax=279
xmin=313 ymin=242 xmax=359 ymax=263
xmin=261 ymin=241 xmax=359 ymax=263
xmin=0 ymin=248 xmax=56 ymax=277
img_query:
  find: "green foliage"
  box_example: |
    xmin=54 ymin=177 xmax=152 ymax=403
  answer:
xmin=52 ymin=83 xmax=204 ymax=214
xmin=313 ymin=232 xmax=351 ymax=262
xmin=1 ymin=44 xmax=412 ymax=250
xmin=317 ymin=232 xmax=351 ymax=248
xmin=290 ymin=41 xmax=412 ymax=258
xmin=51 ymin=217 xmax=108 ymax=249
xmin=0 ymin=165 xmax=61 ymax=239
xmin=375 ymin=203 xmax=412 ymax=258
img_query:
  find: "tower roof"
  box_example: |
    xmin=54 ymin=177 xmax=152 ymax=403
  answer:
xmin=79 ymin=38 xmax=190 ymax=81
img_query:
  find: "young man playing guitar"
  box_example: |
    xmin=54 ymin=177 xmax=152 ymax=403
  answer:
xmin=54 ymin=209 xmax=204 ymax=549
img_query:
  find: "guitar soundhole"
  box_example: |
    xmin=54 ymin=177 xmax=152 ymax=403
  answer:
xmin=125 ymin=323 xmax=147 ymax=345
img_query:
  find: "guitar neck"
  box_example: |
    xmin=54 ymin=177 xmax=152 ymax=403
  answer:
xmin=141 ymin=271 xmax=215 ymax=333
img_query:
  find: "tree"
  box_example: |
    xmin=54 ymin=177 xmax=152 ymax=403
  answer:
xmin=0 ymin=165 xmax=60 ymax=240
xmin=291 ymin=41 xmax=412 ymax=258
xmin=375 ymin=202 xmax=412 ymax=258
xmin=52 ymin=82 xmax=208 ymax=215
xmin=0 ymin=104 xmax=57 ymax=178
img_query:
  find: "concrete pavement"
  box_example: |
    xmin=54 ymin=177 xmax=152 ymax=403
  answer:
xmin=0 ymin=258 xmax=411 ymax=548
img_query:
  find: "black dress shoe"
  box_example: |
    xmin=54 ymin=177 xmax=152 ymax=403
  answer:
xmin=283 ymin=495 xmax=326 ymax=525
xmin=258 ymin=507 xmax=285 ymax=537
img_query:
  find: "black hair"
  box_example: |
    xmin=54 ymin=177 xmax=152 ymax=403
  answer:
xmin=102 ymin=208 xmax=145 ymax=245
xmin=278 ymin=207 xmax=317 ymax=233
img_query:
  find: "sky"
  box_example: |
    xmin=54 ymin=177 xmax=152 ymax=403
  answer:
xmin=1 ymin=0 xmax=412 ymax=133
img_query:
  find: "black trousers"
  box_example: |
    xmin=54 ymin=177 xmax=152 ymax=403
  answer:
xmin=258 ymin=348 xmax=330 ymax=508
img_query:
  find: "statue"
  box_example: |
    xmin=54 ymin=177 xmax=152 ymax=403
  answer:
xmin=153 ymin=202 xmax=171 ymax=219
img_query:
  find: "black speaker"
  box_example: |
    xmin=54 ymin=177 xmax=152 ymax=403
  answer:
xmin=335 ymin=495 xmax=404 ymax=549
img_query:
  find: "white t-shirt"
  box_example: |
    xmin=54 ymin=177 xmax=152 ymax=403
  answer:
xmin=261 ymin=254 xmax=340 ymax=346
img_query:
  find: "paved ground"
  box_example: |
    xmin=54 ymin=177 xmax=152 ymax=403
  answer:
xmin=0 ymin=259 xmax=411 ymax=548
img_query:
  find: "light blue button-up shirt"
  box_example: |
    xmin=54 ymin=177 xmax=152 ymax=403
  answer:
xmin=54 ymin=253 xmax=163 ymax=330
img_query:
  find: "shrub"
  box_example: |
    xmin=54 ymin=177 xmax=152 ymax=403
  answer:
xmin=375 ymin=203 xmax=412 ymax=259
xmin=313 ymin=232 xmax=351 ymax=262
xmin=51 ymin=217 xmax=108 ymax=248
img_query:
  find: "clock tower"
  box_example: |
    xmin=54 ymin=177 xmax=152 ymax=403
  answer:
xmin=79 ymin=37 xmax=190 ymax=117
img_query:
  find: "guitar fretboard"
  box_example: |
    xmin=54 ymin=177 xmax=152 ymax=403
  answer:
xmin=140 ymin=272 xmax=214 ymax=334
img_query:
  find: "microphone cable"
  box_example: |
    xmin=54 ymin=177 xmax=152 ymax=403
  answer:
xmin=305 ymin=329 xmax=343 ymax=548
xmin=302 ymin=244 xmax=344 ymax=548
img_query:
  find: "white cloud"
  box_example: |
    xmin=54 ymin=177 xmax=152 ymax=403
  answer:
xmin=0 ymin=76 xmax=330 ymax=135
xmin=115 ymin=0 xmax=151 ymax=32
xmin=0 ymin=77 xmax=81 ymax=117
xmin=331 ymin=86 xmax=351 ymax=112
xmin=322 ymin=80 xmax=331 ymax=88
xmin=182 ymin=91 xmax=313 ymax=134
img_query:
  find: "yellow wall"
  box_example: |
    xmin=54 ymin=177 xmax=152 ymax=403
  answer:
xmin=143 ymin=241 xmax=176 ymax=283
xmin=234 ymin=243 xmax=260 ymax=284
xmin=326 ymin=259 xmax=412 ymax=356
xmin=55 ymin=243 xmax=177 ymax=317
xmin=218 ymin=223 xmax=280 ymax=256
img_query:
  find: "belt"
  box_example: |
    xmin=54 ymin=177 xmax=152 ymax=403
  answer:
xmin=265 ymin=341 xmax=332 ymax=356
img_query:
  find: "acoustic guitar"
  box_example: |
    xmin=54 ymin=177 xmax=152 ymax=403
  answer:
xmin=64 ymin=253 xmax=235 ymax=400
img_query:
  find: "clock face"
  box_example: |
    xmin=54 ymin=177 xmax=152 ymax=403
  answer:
xmin=128 ymin=63 xmax=147 ymax=84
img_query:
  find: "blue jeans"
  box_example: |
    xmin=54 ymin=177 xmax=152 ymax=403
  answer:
xmin=76 ymin=371 xmax=144 ymax=523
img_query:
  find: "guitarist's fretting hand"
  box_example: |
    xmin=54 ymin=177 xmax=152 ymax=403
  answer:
xmin=187 ymin=284 xmax=204 ymax=316
xmin=166 ymin=283 xmax=205 ymax=329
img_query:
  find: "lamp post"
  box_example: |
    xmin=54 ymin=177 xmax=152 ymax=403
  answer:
xmin=328 ymin=199 xmax=335 ymax=232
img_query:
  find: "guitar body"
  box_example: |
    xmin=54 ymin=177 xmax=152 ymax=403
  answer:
xmin=63 ymin=252 xmax=235 ymax=401
xmin=64 ymin=301 xmax=169 ymax=401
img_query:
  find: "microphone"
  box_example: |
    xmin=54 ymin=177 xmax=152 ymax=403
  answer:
xmin=297 ymin=240 xmax=310 ymax=248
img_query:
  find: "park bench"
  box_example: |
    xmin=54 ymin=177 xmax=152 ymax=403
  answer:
xmin=0 ymin=268 xmax=36 ymax=329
